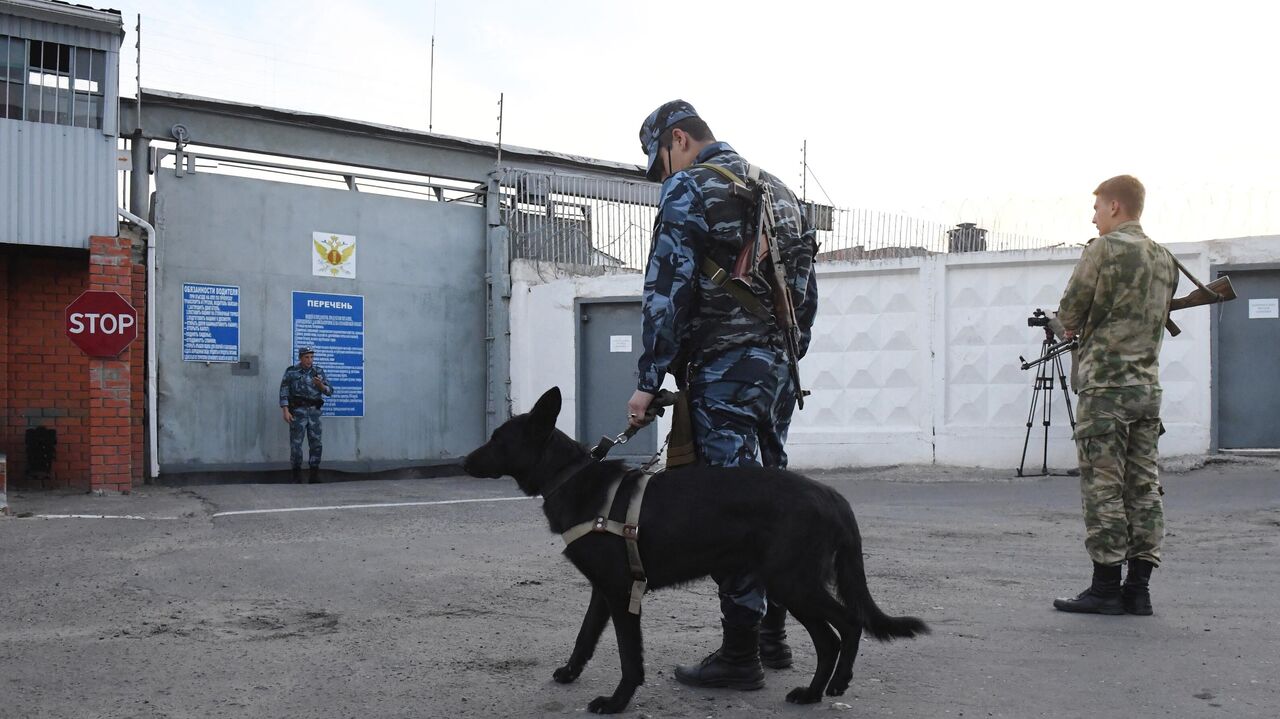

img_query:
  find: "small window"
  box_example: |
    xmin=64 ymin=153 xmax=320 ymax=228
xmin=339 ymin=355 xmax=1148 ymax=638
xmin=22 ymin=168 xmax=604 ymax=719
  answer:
xmin=0 ymin=35 xmax=105 ymax=129
xmin=2 ymin=36 xmax=25 ymax=120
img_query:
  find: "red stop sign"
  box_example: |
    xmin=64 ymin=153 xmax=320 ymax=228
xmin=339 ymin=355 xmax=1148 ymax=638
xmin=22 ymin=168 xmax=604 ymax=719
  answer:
xmin=65 ymin=291 xmax=138 ymax=357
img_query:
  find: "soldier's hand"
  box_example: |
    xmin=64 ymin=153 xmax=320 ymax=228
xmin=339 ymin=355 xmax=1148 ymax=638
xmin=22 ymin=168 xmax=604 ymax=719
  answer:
xmin=311 ymin=375 xmax=324 ymax=388
xmin=282 ymin=408 xmax=293 ymax=423
xmin=627 ymin=390 xmax=655 ymax=429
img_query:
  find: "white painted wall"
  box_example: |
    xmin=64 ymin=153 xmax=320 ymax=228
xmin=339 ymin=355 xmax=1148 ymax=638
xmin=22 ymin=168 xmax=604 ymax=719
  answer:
xmin=509 ymin=237 xmax=1276 ymax=469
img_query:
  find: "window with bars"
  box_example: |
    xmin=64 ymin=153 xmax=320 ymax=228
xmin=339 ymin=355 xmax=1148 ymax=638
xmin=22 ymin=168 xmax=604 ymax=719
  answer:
xmin=1 ymin=35 xmax=106 ymax=129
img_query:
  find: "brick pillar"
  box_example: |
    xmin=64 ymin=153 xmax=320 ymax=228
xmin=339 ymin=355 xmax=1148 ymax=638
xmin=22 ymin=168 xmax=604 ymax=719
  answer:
xmin=88 ymin=236 xmax=134 ymax=493
xmin=0 ymin=251 xmax=9 ymax=492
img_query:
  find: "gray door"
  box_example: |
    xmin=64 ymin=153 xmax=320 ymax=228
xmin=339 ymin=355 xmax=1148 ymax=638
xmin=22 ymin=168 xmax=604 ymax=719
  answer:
xmin=1215 ymin=266 xmax=1280 ymax=449
xmin=578 ymin=300 xmax=658 ymax=461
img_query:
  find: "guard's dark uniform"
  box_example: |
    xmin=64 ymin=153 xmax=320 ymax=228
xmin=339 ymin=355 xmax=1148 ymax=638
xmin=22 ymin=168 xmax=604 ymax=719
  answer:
xmin=279 ymin=348 xmax=333 ymax=475
xmin=637 ymin=101 xmax=818 ymax=659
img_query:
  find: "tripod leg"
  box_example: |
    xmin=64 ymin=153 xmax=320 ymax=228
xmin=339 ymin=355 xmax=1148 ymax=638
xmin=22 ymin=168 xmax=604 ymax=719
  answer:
xmin=1040 ymin=359 xmax=1052 ymax=475
xmin=1054 ymin=353 xmax=1076 ymax=429
xmin=1018 ymin=362 xmax=1043 ymax=477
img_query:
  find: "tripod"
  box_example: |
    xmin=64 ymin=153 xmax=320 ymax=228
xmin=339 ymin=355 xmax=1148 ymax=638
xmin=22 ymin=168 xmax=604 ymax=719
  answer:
xmin=1017 ymin=328 xmax=1077 ymax=477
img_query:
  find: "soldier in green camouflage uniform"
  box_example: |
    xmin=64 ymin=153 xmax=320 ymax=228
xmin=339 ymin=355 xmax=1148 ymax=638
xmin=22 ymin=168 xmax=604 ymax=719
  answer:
xmin=1053 ymin=175 xmax=1178 ymax=616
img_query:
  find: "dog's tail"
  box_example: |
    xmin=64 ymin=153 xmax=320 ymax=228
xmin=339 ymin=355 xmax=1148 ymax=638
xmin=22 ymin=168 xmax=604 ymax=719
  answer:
xmin=836 ymin=527 xmax=930 ymax=642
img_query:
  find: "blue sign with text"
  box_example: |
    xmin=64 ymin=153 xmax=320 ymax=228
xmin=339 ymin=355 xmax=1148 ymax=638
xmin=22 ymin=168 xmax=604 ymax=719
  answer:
xmin=291 ymin=291 xmax=365 ymax=417
xmin=182 ymin=283 xmax=240 ymax=362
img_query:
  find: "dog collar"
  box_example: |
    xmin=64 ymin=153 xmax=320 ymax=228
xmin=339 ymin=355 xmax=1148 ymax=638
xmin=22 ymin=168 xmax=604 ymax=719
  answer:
xmin=540 ymin=455 xmax=596 ymax=500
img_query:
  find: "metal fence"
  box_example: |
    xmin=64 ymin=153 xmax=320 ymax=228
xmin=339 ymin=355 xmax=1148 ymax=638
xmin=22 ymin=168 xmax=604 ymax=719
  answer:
xmin=496 ymin=168 xmax=1070 ymax=271
xmin=497 ymin=169 xmax=659 ymax=271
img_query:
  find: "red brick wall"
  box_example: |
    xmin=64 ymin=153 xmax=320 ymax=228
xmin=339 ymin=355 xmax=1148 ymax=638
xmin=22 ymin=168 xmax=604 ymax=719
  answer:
xmin=1 ymin=246 xmax=91 ymax=487
xmin=87 ymin=235 xmax=136 ymax=492
xmin=0 ymin=238 xmax=146 ymax=491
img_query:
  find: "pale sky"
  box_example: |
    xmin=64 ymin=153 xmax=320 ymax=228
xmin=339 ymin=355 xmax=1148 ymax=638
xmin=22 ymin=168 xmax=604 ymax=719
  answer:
xmin=108 ymin=0 xmax=1279 ymax=244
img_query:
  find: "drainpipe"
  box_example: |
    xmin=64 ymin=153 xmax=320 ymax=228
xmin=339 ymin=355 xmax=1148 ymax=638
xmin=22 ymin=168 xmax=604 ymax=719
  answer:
xmin=117 ymin=207 xmax=159 ymax=481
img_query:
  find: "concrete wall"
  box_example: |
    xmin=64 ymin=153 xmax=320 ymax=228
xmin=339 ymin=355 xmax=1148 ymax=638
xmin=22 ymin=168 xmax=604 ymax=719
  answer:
xmin=153 ymin=171 xmax=487 ymax=473
xmin=506 ymin=239 xmax=1265 ymax=470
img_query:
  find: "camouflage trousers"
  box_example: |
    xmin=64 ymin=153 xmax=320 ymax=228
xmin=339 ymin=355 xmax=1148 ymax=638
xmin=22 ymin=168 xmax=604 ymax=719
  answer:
xmin=688 ymin=346 xmax=791 ymax=469
xmin=1073 ymin=385 xmax=1164 ymax=567
xmin=289 ymin=406 xmax=323 ymax=469
xmin=688 ymin=345 xmax=791 ymax=626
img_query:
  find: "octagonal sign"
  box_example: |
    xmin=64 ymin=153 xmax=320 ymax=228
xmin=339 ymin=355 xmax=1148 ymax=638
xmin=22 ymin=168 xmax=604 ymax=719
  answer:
xmin=65 ymin=291 xmax=138 ymax=357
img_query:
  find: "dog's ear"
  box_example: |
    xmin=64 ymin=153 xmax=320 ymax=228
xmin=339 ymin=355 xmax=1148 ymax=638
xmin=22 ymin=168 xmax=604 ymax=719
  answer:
xmin=528 ymin=386 xmax=562 ymax=432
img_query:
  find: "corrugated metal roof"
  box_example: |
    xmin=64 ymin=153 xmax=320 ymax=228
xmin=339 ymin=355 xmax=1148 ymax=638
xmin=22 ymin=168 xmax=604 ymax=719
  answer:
xmin=0 ymin=0 xmax=124 ymax=36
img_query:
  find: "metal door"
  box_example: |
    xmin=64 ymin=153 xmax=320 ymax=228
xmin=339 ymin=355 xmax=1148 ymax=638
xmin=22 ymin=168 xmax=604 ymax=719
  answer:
xmin=577 ymin=299 xmax=658 ymax=461
xmin=1213 ymin=265 xmax=1280 ymax=449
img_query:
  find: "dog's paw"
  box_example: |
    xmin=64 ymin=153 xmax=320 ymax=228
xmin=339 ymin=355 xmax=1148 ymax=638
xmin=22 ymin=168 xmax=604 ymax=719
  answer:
xmin=786 ymin=687 xmax=822 ymax=704
xmin=587 ymin=695 xmax=626 ymax=714
xmin=826 ymin=672 xmax=851 ymax=696
xmin=552 ymin=665 xmax=581 ymax=684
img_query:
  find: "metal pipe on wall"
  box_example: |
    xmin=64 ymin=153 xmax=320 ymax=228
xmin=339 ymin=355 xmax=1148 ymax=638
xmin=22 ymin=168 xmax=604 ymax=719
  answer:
xmin=117 ymin=206 xmax=159 ymax=481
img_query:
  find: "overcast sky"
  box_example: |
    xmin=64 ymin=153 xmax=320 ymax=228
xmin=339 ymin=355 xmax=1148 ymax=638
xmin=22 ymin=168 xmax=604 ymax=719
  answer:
xmin=107 ymin=0 xmax=1279 ymax=244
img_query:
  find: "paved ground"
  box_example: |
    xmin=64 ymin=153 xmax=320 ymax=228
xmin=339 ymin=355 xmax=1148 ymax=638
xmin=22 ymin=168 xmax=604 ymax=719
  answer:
xmin=1 ymin=458 xmax=1277 ymax=718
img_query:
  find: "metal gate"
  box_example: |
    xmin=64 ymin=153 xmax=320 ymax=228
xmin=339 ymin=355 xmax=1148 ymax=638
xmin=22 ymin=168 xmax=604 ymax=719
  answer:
xmin=1213 ymin=264 xmax=1280 ymax=450
xmin=153 ymin=166 xmax=489 ymax=473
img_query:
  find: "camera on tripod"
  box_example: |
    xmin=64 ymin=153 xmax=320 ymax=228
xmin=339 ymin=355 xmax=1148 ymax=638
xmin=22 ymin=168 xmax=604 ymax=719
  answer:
xmin=1016 ymin=307 xmax=1078 ymax=477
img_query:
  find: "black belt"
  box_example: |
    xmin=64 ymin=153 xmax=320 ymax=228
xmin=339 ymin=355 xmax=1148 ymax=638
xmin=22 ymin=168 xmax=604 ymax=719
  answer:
xmin=290 ymin=399 xmax=322 ymax=409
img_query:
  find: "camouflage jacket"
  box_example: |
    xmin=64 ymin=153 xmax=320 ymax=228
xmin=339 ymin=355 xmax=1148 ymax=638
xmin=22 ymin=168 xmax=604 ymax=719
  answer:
xmin=1057 ymin=221 xmax=1177 ymax=392
xmin=638 ymin=142 xmax=818 ymax=392
xmin=278 ymin=364 xmax=334 ymax=406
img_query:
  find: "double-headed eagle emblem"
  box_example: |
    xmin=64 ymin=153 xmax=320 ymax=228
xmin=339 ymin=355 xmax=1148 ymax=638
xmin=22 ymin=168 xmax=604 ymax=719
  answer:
xmin=313 ymin=234 xmax=356 ymax=277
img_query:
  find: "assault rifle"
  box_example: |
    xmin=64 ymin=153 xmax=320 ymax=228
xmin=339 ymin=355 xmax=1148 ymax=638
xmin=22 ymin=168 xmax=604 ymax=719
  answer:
xmin=693 ymin=163 xmax=809 ymax=409
xmin=1164 ymin=255 xmax=1236 ymax=336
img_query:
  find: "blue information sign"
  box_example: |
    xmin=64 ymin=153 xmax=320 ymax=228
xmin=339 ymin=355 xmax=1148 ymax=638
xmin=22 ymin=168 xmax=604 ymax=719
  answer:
xmin=182 ymin=283 xmax=240 ymax=362
xmin=291 ymin=291 xmax=365 ymax=417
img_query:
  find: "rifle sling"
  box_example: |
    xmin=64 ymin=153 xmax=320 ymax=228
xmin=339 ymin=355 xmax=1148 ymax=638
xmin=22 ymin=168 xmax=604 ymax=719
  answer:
xmin=699 ymin=257 xmax=771 ymax=322
xmin=689 ymin=162 xmax=775 ymax=324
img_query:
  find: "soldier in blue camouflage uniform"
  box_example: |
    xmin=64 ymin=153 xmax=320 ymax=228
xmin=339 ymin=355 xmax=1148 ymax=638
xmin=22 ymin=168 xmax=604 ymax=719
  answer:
xmin=1052 ymin=176 xmax=1177 ymax=616
xmin=279 ymin=346 xmax=333 ymax=484
xmin=626 ymin=100 xmax=818 ymax=690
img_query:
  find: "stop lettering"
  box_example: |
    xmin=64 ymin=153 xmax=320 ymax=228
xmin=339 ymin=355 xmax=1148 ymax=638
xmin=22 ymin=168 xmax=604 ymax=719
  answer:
xmin=65 ymin=291 xmax=138 ymax=357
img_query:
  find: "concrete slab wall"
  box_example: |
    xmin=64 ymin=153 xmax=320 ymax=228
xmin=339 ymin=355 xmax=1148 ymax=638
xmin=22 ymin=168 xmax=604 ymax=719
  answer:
xmin=506 ymin=239 xmax=1271 ymax=470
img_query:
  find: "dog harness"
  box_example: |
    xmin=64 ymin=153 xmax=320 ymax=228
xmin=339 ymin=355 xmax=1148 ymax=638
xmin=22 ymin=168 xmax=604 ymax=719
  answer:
xmin=561 ymin=470 xmax=652 ymax=615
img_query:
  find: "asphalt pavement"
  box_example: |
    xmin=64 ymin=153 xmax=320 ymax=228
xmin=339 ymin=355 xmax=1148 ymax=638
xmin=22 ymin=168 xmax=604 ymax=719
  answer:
xmin=1 ymin=458 xmax=1277 ymax=718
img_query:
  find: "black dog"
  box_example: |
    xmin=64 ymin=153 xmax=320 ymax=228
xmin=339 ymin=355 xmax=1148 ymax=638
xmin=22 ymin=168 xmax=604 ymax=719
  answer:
xmin=463 ymin=387 xmax=928 ymax=714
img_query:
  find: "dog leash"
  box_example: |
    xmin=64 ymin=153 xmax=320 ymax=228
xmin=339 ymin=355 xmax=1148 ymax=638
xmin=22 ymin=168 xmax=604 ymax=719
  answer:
xmin=590 ymin=389 xmax=680 ymax=461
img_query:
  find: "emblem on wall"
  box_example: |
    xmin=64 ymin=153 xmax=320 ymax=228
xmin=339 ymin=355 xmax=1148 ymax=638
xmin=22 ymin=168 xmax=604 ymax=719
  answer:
xmin=312 ymin=232 xmax=357 ymax=278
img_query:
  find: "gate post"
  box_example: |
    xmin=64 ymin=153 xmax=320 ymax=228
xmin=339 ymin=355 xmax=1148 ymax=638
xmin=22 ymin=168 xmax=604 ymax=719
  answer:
xmin=485 ymin=172 xmax=513 ymax=434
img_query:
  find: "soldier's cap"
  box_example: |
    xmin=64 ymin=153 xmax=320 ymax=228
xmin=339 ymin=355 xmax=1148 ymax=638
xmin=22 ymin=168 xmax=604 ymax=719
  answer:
xmin=638 ymin=100 xmax=700 ymax=182
xmin=297 ymin=346 xmax=314 ymax=357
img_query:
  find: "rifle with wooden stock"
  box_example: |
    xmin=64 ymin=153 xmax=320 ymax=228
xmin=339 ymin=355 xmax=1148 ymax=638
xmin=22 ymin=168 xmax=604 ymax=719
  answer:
xmin=1164 ymin=255 xmax=1236 ymax=336
xmin=693 ymin=163 xmax=809 ymax=409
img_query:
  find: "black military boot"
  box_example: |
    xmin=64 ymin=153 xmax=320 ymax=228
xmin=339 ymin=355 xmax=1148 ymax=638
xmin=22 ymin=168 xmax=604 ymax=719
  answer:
xmin=1123 ymin=559 xmax=1155 ymax=616
xmin=1053 ymin=562 xmax=1124 ymax=615
xmin=674 ymin=620 xmax=765 ymax=690
xmin=759 ymin=603 xmax=793 ymax=669
xmin=308 ymin=466 xmax=320 ymax=484
xmin=291 ymin=466 xmax=303 ymax=484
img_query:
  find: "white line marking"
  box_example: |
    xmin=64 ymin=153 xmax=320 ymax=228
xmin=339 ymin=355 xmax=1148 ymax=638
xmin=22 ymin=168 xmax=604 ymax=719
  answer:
xmin=211 ymin=496 xmax=532 ymax=518
xmin=34 ymin=514 xmax=178 ymax=520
